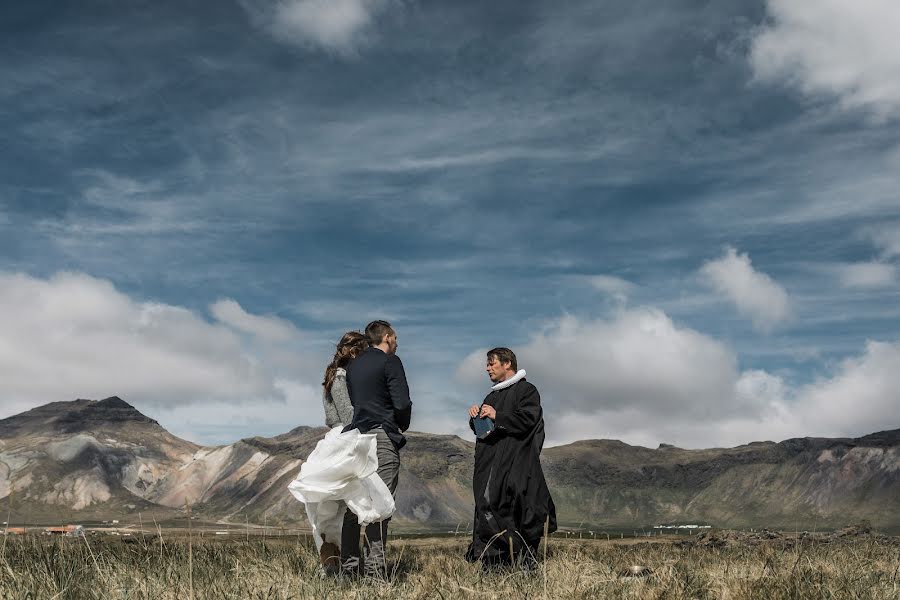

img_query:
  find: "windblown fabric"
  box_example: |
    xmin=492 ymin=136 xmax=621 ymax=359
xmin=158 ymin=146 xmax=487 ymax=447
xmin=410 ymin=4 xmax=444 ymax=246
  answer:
xmin=288 ymin=427 xmax=395 ymax=550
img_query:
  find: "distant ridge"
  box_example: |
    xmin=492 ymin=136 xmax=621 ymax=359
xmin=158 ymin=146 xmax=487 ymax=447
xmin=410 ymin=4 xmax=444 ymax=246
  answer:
xmin=0 ymin=397 xmax=897 ymax=530
xmin=0 ymin=396 xmax=162 ymax=437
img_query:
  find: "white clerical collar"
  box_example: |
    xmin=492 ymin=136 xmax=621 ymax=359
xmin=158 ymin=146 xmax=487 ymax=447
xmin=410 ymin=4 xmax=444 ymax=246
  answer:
xmin=491 ymin=369 xmax=526 ymax=391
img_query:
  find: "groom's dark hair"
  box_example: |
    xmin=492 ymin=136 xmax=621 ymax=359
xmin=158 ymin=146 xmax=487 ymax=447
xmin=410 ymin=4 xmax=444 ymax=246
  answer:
xmin=365 ymin=320 xmax=395 ymax=346
xmin=487 ymin=347 xmax=517 ymax=372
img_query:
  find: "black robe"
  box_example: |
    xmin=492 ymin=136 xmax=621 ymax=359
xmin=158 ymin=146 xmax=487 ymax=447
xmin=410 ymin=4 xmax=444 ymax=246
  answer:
xmin=465 ymin=378 xmax=557 ymax=562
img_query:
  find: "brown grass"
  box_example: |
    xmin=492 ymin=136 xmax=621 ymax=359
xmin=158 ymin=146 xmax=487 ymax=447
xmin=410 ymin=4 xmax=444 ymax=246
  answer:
xmin=0 ymin=533 xmax=896 ymax=599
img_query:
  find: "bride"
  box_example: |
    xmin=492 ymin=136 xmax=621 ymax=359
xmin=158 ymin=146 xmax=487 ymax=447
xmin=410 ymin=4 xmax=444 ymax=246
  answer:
xmin=288 ymin=330 xmax=394 ymax=578
xmin=316 ymin=331 xmax=369 ymax=573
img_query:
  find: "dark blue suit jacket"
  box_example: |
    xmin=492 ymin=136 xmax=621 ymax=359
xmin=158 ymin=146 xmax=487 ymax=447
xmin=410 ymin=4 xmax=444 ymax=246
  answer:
xmin=344 ymin=347 xmax=412 ymax=449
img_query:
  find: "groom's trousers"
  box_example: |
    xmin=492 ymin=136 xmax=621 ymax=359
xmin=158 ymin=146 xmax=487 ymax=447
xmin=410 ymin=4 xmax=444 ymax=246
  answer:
xmin=341 ymin=429 xmax=400 ymax=576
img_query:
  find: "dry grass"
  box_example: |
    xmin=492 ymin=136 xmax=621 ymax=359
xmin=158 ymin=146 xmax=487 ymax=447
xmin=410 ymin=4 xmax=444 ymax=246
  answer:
xmin=0 ymin=533 xmax=897 ymax=599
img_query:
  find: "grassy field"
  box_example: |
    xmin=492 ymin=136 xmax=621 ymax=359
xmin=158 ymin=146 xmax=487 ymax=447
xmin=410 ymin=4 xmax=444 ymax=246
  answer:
xmin=0 ymin=531 xmax=897 ymax=599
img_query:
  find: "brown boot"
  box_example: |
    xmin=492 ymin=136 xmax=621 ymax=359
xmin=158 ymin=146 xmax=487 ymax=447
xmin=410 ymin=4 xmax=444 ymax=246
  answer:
xmin=320 ymin=540 xmax=341 ymax=576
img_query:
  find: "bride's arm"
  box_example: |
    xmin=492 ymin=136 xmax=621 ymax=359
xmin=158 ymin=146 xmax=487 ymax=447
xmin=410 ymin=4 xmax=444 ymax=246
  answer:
xmin=329 ymin=370 xmax=354 ymax=426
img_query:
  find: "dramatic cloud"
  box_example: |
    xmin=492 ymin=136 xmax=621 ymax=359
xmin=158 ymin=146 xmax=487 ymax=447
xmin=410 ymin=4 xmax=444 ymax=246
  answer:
xmin=0 ymin=272 xmax=312 ymax=423
xmin=522 ymin=310 xmax=739 ymax=418
xmin=793 ymin=340 xmax=900 ymax=436
xmin=457 ymin=308 xmax=740 ymax=423
xmin=700 ymin=248 xmax=790 ymax=332
xmin=242 ymin=0 xmax=397 ymax=54
xmin=836 ymin=262 xmax=897 ymax=289
xmin=4 ymin=0 xmax=900 ymax=448
xmin=457 ymin=311 xmax=900 ymax=448
xmin=751 ymin=0 xmax=900 ymax=118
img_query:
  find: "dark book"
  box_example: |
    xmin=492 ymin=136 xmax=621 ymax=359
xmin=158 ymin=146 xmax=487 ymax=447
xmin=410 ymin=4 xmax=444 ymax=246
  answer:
xmin=473 ymin=416 xmax=494 ymax=439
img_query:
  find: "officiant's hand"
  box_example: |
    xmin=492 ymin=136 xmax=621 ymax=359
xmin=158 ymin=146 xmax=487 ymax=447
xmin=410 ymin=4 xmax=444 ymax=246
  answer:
xmin=468 ymin=405 xmax=480 ymax=418
xmin=479 ymin=405 xmax=496 ymax=420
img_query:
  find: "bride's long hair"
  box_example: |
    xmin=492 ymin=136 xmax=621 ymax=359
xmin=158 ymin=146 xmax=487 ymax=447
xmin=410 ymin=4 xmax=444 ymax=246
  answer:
xmin=323 ymin=331 xmax=369 ymax=396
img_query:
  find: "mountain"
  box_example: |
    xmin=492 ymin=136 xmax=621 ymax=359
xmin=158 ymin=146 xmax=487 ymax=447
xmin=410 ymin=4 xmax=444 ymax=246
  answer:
xmin=0 ymin=397 xmax=304 ymax=521
xmin=543 ymin=433 xmax=900 ymax=529
xmin=0 ymin=397 xmax=897 ymax=530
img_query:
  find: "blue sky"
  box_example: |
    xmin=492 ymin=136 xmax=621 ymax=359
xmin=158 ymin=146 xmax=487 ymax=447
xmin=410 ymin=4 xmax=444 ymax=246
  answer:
xmin=2 ymin=0 xmax=899 ymax=447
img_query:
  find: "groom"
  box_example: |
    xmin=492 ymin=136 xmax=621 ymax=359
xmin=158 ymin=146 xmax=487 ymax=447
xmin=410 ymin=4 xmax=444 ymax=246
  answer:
xmin=341 ymin=320 xmax=412 ymax=577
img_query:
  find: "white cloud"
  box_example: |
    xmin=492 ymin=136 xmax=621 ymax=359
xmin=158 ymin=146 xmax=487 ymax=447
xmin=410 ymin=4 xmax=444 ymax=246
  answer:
xmin=0 ymin=272 xmax=310 ymax=417
xmin=700 ymin=247 xmax=790 ymax=332
xmin=456 ymin=311 xmax=900 ymax=449
xmin=458 ymin=309 xmax=739 ymax=420
xmin=3 ymin=271 xmax=897 ymax=449
xmin=836 ymin=262 xmax=897 ymax=288
xmin=751 ymin=0 xmax=900 ymax=118
xmin=793 ymin=340 xmax=900 ymax=436
xmin=733 ymin=369 xmax=788 ymax=415
xmin=242 ymin=0 xmax=397 ymax=54
xmin=210 ymin=299 xmax=301 ymax=343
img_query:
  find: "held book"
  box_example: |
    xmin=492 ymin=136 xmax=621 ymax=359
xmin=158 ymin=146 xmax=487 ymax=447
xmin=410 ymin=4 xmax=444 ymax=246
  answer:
xmin=473 ymin=416 xmax=495 ymax=439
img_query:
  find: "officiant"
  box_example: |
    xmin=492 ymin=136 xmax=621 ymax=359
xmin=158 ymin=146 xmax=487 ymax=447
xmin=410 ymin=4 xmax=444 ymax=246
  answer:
xmin=465 ymin=347 xmax=557 ymax=569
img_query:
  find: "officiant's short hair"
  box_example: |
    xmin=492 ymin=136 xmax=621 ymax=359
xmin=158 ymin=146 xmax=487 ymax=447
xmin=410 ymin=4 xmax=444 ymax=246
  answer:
xmin=365 ymin=319 xmax=395 ymax=345
xmin=487 ymin=347 xmax=517 ymax=371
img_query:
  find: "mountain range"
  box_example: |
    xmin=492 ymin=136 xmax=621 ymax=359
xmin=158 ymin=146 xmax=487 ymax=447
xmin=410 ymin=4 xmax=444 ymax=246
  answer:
xmin=0 ymin=397 xmax=897 ymax=531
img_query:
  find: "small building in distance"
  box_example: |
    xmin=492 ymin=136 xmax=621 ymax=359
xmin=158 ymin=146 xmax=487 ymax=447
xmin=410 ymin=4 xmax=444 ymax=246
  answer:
xmin=42 ymin=525 xmax=85 ymax=537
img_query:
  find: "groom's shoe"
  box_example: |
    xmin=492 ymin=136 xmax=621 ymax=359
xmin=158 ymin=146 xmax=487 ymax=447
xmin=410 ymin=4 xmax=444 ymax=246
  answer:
xmin=363 ymin=539 xmax=388 ymax=579
xmin=340 ymin=556 xmax=361 ymax=580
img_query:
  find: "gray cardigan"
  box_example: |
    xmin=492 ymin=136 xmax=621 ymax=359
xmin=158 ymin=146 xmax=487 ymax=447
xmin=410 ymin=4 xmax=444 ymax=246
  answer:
xmin=324 ymin=367 xmax=354 ymax=428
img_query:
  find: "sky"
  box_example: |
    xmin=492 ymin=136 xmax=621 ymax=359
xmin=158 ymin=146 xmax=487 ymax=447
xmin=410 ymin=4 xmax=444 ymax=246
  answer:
xmin=1 ymin=0 xmax=899 ymax=448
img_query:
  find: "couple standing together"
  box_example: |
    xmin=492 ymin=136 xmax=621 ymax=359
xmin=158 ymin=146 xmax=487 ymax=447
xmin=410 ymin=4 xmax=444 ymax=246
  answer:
xmin=297 ymin=319 xmax=556 ymax=577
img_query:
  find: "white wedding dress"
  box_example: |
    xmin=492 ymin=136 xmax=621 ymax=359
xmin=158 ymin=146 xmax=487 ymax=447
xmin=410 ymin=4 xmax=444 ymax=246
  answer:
xmin=288 ymin=426 xmax=395 ymax=550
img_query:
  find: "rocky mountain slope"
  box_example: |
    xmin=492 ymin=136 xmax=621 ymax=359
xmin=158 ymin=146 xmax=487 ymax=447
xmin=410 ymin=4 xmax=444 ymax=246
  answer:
xmin=543 ymin=432 xmax=900 ymax=529
xmin=0 ymin=397 xmax=305 ymax=522
xmin=0 ymin=397 xmax=897 ymax=530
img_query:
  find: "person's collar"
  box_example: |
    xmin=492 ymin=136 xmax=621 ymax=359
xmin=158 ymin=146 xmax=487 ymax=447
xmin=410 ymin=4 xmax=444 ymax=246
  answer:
xmin=370 ymin=346 xmax=386 ymax=354
xmin=491 ymin=369 xmax=526 ymax=391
